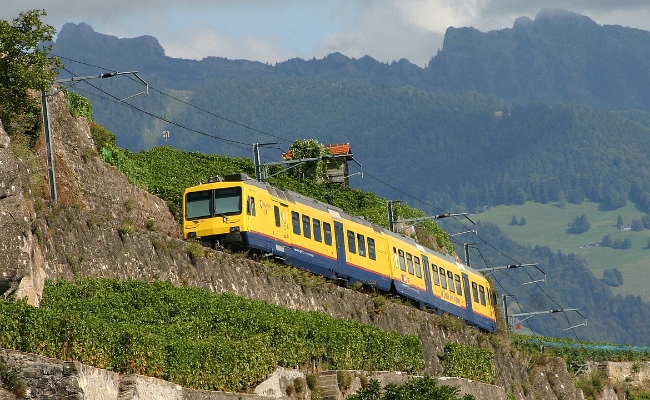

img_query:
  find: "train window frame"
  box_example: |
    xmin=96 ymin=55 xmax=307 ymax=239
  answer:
xmin=447 ymin=271 xmax=455 ymax=293
xmin=406 ymin=253 xmax=414 ymax=275
xmin=347 ymin=230 xmax=356 ymax=253
xmin=357 ymin=234 xmax=366 ymax=257
xmin=414 ymin=256 xmax=422 ymax=278
xmin=246 ymin=196 xmax=256 ymax=216
xmin=302 ymin=215 xmax=311 ymax=239
xmin=472 ymin=282 xmax=479 ymax=303
xmin=439 ymin=267 xmax=447 ymax=289
xmin=479 ymin=285 xmax=486 ymax=306
xmin=432 ymin=264 xmax=440 ymax=286
xmin=398 ymin=250 xmax=406 ymax=272
xmin=292 ymin=211 xmax=301 ymax=235
xmin=323 ymin=222 xmax=332 ymax=245
xmin=454 ymin=274 xmax=462 ymax=295
xmin=368 ymin=238 xmax=376 ymax=260
xmin=313 ymin=219 xmax=322 ymax=242
xmin=185 ymin=190 xmax=212 ymax=220
xmin=274 ymin=205 xmax=281 ymax=227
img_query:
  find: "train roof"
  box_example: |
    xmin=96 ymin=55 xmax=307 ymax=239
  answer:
xmin=192 ymin=174 xmax=486 ymax=277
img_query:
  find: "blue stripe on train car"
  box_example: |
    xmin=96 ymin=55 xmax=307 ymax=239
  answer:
xmin=393 ymin=280 xmax=428 ymax=303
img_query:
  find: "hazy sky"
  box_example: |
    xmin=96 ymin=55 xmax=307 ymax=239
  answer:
xmin=3 ymin=1 xmax=650 ymax=67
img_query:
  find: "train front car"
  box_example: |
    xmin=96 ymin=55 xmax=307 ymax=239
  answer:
xmin=183 ymin=174 xmax=249 ymax=247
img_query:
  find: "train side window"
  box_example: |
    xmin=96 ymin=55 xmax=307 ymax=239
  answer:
xmin=414 ymin=257 xmax=422 ymax=278
xmin=313 ymin=219 xmax=322 ymax=242
xmin=292 ymin=211 xmax=301 ymax=235
xmin=246 ymin=196 xmax=256 ymax=216
xmin=439 ymin=267 xmax=447 ymax=289
xmin=302 ymin=215 xmax=311 ymax=239
xmin=357 ymin=234 xmax=366 ymax=257
xmin=406 ymin=253 xmax=414 ymax=275
xmin=398 ymin=250 xmax=406 ymax=271
xmin=393 ymin=248 xmax=399 ymax=269
xmin=447 ymin=271 xmax=455 ymax=293
xmin=432 ymin=264 xmax=440 ymax=286
xmin=274 ymin=206 xmax=281 ymax=227
xmin=454 ymin=274 xmax=462 ymax=295
xmin=479 ymin=285 xmax=486 ymax=306
xmin=323 ymin=222 xmax=332 ymax=245
xmin=368 ymin=238 xmax=376 ymax=260
xmin=347 ymin=230 xmax=356 ymax=253
xmin=472 ymin=282 xmax=479 ymax=303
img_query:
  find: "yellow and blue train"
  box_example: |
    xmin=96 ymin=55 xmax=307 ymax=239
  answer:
xmin=182 ymin=173 xmax=497 ymax=333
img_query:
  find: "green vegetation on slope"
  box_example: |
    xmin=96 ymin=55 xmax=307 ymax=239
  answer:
xmin=97 ymin=139 xmax=455 ymax=254
xmin=0 ymin=279 xmax=424 ymax=392
xmin=475 ymin=201 xmax=650 ymax=302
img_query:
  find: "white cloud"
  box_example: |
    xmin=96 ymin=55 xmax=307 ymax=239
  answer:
xmin=161 ymin=23 xmax=294 ymax=63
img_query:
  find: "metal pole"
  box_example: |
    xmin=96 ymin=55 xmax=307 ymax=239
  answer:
xmin=387 ymin=200 xmax=395 ymax=232
xmin=253 ymin=143 xmax=261 ymax=181
xmin=41 ymin=89 xmax=57 ymax=202
xmin=464 ymin=243 xmax=471 ymax=267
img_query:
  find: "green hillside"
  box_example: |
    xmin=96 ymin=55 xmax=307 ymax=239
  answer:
xmin=475 ymin=201 xmax=650 ymax=302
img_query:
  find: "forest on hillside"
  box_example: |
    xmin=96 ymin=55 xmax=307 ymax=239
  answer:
xmin=81 ymin=77 xmax=650 ymax=215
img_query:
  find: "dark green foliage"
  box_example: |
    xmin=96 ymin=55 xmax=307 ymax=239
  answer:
xmin=602 ymin=269 xmax=624 ymax=287
xmin=471 ymin=222 xmax=650 ymax=345
xmin=0 ymin=279 xmax=424 ymax=391
xmin=90 ymin=122 xmax=117 ymax=152
xmin=347 ymin=377 xmax=474 ymax=400
xmin=286 ymin=139 xmax=331 ymax=180
xmin=337 ymin=370 xmax=352 ymax=391
xmin=442 ymin=343 xmax=495 ymax=384
xmin=632 ymin=219 xmax=644 ymax=232
xmin=567 ymin=214 xmax=591 ymax=234
xmin=642 ymin=214 xmax=650 ymax=229
xmin=519 ymin=217 xmax=526 ymax=226
xmin=0 ymin=358 xmax=26 ymax=397
xmin=66 ymin=91 xmax=93 ymax=120
xmin=611 ymin=238 xmax=632 ymax=250
xmin=509 ymin=216 xmax=518 ymax=226
xmin=0 ymin=9 xmax=61 ymax=139
xmin=601 ymin=234 xmax=612 ymax=248
xmin=617 ymin=215 xmax=625 ymax=229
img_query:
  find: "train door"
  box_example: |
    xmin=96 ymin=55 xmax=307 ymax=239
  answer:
xmin=462 ymin=273 xmax=474 ymax=321
xmin=272 ymin=201 xmax=289 ymax=256
xmin=334 ymin=222 xmax=347 ymax=277
xmin=422 ymin=255 xmax=435 ymax=307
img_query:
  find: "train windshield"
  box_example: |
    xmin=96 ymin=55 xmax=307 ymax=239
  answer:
xmin=185 ymin=187 xmax=242 ymax=219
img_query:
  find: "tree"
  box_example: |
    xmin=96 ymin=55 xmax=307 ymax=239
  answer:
xmin=631 ymin=219 xmax=644 ymax=232
xmin=519 ymin=217 xmax=527 ymax=226
xmin=601 ymin=234 xmax=612 ymax=247
xmin=617 ymin=215 xmax=624 ymax=229
xmin=603 ymin=268 xmax=624 ymax=287
xmin=284 ymin=139 xmax=331 ymax=181
xmin=567 ymin=214 xmax=591 ymax=234
xmin=0 ymin=9 xmax=61 ymax=137
xmin=509 ymin=215 xmax=518 ymax=226
xmin=642 ymin=214 xmax=650 ymax=229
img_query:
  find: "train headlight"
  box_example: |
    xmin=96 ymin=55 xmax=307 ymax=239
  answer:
xmin=230 ymin=226 xmax=240 ymax=233
xmin=188 ymin=231 xmax=196 ymax=238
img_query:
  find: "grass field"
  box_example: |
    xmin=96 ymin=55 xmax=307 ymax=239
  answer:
xmin=475 ymin=201 xmax=650 ymax=303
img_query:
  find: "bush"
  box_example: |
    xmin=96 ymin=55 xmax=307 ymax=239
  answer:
xmin=567 ymin=214 xmax=591 ymax=234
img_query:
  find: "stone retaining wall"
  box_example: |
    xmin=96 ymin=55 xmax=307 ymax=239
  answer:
xmin=1 ymin=348 xmax=505 ymax=400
